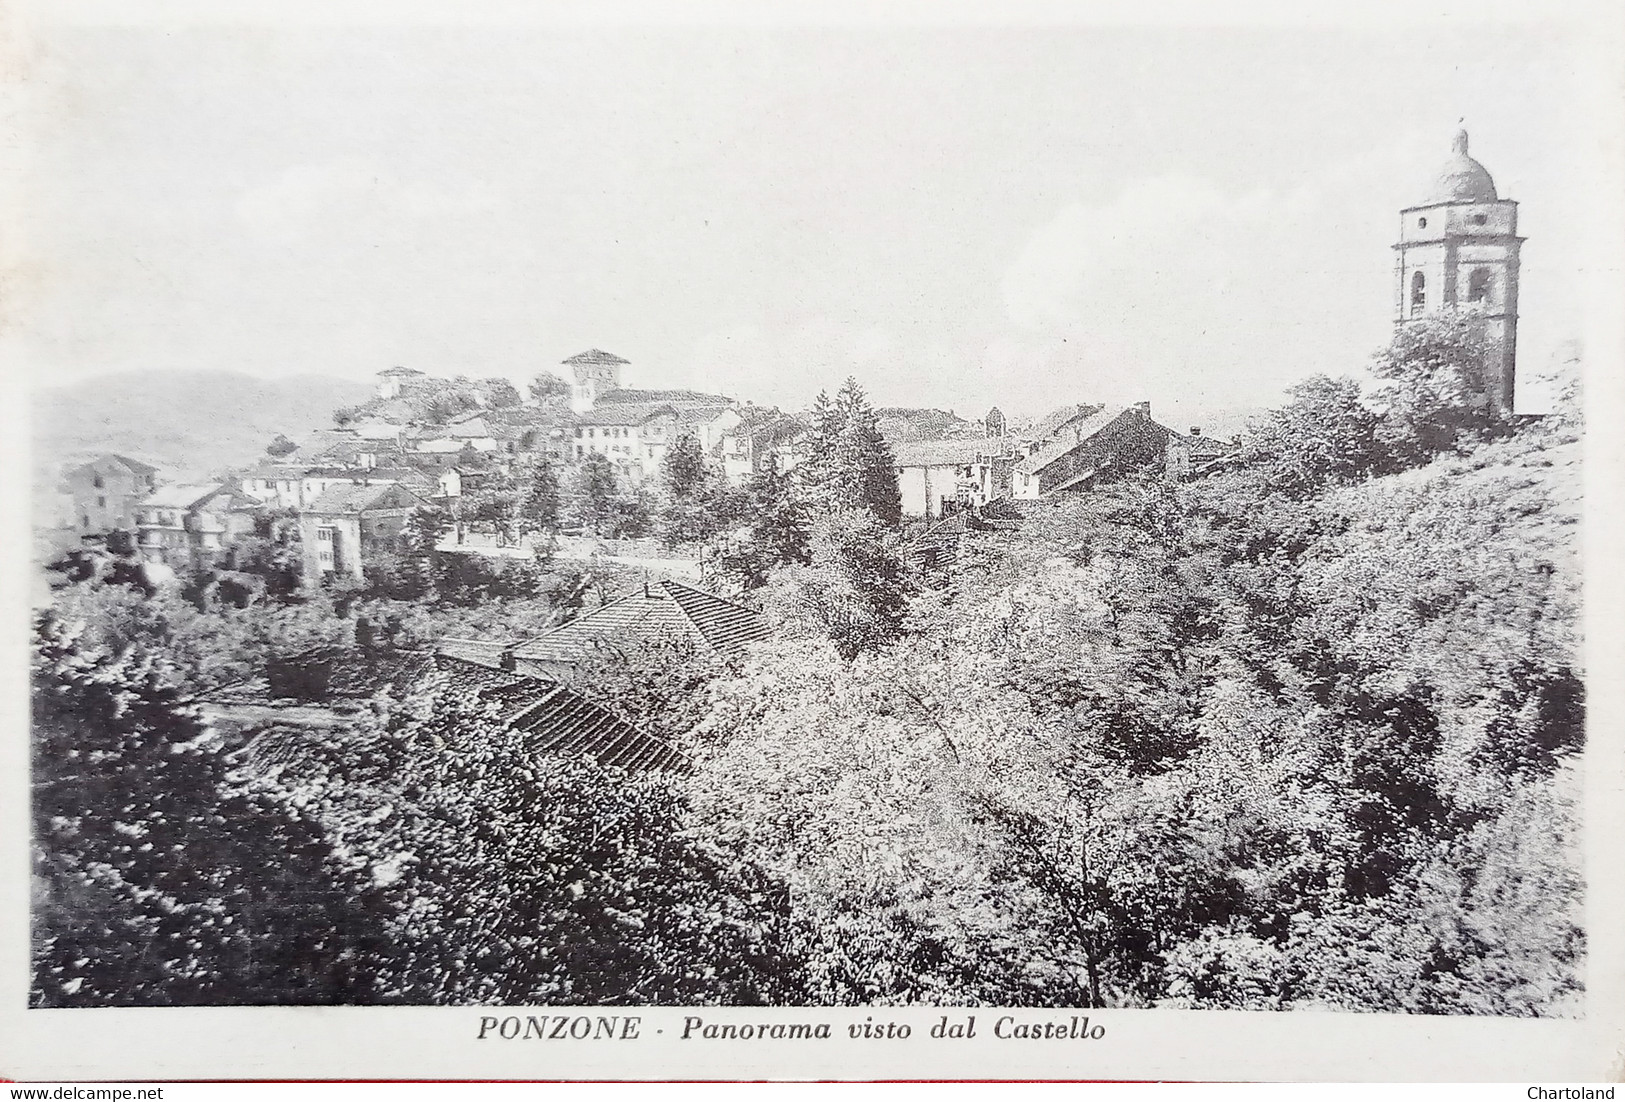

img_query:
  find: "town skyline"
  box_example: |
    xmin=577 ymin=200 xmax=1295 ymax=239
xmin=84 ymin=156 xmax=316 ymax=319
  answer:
xmin=14 ymin=22 xmax=1594 ymax=426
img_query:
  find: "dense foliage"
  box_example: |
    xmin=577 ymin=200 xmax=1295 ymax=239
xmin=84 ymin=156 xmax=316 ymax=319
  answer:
xmin=30 ymin=614 xmax=382 ymax=1006
xmin=30 ymin=323 xmax=1584 ymax=1014
xmin=685 ymin=416 xmax=1582 ymax=1013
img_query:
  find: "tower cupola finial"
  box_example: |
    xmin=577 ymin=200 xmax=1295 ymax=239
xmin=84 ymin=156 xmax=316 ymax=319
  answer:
xmin=1453 ymin=121 xmax=1468 ymax=155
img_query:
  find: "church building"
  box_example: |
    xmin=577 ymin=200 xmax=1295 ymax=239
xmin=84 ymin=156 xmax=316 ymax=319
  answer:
xmin=1393 ymin=128 xmax=1523 ymax=414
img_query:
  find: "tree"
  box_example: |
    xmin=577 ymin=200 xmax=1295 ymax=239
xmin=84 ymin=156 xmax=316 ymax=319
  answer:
xmin=1242 ymin=375 xmax=1387 ymax=496
xmin=333 ymin=406 xmax=360 ymax=428
xmin=657 ymin=434 xmax=731 ymax=549
xmin=770 ymin=506 xmax=912 ymax=660
xmin=566 ymin=454 xmax=620 ymax=537
xmin=308 ymin=681 xmax=805 ymax=1005
xmin=394 ymin=505 xmax=452 ymax=599
xmin=30 ymin=613 xmax=380 ymax=1006
xmin=834 ymin=377 xmax=903 ymax=527
xmin=732 ymin=452 xmax=810 ymax=587
xmin=529 ymin=372 xmax=571 ymax=404
xmin=481 ymin=378 xmax=522 ymax=409
xmin=1372 ymin=311 xmax=1509 ymax=466
xmin=517 ymin=454 xmax=562 ymax=539
xmin=265 ymin=433 xmax=298 ymax=457
xmin=794 ymin=378 xmax=901 ymax=527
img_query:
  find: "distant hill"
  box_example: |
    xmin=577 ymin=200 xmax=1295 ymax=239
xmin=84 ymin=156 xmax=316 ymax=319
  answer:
xmin=32 ymin=370 xmax=371 ymax=513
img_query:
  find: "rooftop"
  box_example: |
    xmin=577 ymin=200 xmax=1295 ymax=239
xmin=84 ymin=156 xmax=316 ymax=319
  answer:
xmin=893 ymin=438 xmax=1008 ymax=468
xmin=1420 ymin=128 xmax=1499 ymax=206
xmin=573 ymin=403 xmax=678 ymax=426
xmin=596 ymin=387 xmax=732 ymax=408
xmin=304 ymin=481 xmax=426 ymax=515
xmin=563 ymin=349 xmax=630 ymax=366
xmin=511 ymin=580 xmax=770 ymax=665
xmin=139 ymin=482 xmax=229 ymax=510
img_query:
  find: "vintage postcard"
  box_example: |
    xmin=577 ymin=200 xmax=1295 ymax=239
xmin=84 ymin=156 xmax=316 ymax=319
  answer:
xmin=3 ymin=0 xmax=1623 ymax=1084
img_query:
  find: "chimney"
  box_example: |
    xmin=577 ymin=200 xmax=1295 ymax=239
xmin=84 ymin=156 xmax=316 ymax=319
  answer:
xmin=1135 ymin=401 xmax=1152 ymax=416
xmin=1190 ymin=427 xmax=1202 ymax=437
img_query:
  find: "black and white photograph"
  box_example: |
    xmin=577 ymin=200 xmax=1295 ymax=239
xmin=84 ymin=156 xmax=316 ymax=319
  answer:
xmin=4 ymin=0 xmax=1623 ymax=1084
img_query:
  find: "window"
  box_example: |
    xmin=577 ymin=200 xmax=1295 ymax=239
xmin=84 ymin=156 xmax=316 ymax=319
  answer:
xmin=317 ymin=528 xmax=333 ymax=542
xmin=1468 ymin=268 xmax=1494 ymax=305
xmin=1417 ymin=217 xmax=1428 ymax=229
xmin=1471 ymin=214 xmax=1488 ymax=226
xmin=93 ymin=475 xmax=104 ymax=489
xmin=96 ymin=496 xmax=105 ymax=508
xmin=1410 ymin=271 xmax=1426 ymax=314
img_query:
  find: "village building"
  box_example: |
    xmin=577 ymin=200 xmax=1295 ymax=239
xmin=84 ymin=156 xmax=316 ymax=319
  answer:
xmin=374 ymin=365 xmax=428 ymax=401
xmin=238 ymin=463 xmax=433 ymax=511
xmin=1164 ymin=427 xmax=1240 ymax=480
xmin=565 ymin=349 xmax=631 ymax=414
xmin=718 ymin=408 xmax=805 ymax=485
xmin=894 ymin=438 xmax=1021 ymax=520
xmin=1012 ymin=403 xmax=1175 ymax=499
xmin=65 ymin=454 xmax=159 ymax=535
xmin=1394 ymin=128 xmax=1522 ymax=414
xmin=571 ymin=403 xmax=680 ymax=474
xmin=297 ymin=482 xmax=429 ymax=584
xmin=135 ymin=483 xmax=261 ymax=564
xmin=486 ymin=580 xmax=772 ymax=680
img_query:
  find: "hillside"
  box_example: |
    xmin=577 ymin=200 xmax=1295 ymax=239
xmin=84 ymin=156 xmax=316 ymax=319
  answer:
xmin=33 ymin=370 xmax=371 ymax=491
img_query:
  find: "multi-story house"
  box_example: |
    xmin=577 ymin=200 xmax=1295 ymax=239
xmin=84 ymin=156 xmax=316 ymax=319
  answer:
xmin=65 ymin=454 xmax=159 ymax=535
xmin=298 ymin=482 xmax=430 ymax=584
xmin=135 ymin=483 xmax=261 ymax=564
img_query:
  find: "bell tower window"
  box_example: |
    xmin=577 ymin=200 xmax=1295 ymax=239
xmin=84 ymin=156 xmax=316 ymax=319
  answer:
xmin=1468 ymin=268 xmax=1494 ymax=305
xmin=1410 ymin=271 xmax=1427 ymax=315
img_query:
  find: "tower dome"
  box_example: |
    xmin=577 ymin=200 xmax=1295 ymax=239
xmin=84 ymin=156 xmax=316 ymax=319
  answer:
xmin=1424 ymin=128 xmax=1498 ymax=205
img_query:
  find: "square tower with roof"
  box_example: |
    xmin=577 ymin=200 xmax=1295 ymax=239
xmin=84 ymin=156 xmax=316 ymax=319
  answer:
xmin=564 ymin=349 xmax=629 ymax=413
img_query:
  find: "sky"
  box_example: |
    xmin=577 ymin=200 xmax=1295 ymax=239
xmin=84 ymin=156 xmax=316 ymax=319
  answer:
xmin=12 ymin=10 xmax=1611 ymax=428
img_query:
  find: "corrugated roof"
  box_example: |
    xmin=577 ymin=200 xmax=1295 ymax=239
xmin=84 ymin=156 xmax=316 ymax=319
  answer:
xmin=511 ymin=580 xmax=769 ymax=664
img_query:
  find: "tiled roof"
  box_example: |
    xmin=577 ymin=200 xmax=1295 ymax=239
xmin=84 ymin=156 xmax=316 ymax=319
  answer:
xmin=77 ymin=453 xmax=159 ymax=477
xmin=1018 ymin=406 xmax=1132 ymax=476
xmin=563 ymin=349 xmax=630 ymax=366
xmin=893 ymin=439 xmax=1004 ymax=468
xmin=573 ymin=403 xmax=677 ymax=426
xmin=596 ymin=388 xmax=732 ymax=407
xmin=435 ymin=637 xmax=517 ymax=670
xmin=433 ymin=654 xmax=685 ymax=771
xmin=304 ymin=481 xmax=426 ymax=515
xmin=1035 ymin=402 xmax=1106 ymax=438
xmin=378 ymin=366 xmax=426 ymax=376
xmin=511 ymin=581 xmax=769 ymax=665
xmin=140 ymin=482 xmax=229 ymax=510
xmin=505 ymin=684 xmax=685 ymax=772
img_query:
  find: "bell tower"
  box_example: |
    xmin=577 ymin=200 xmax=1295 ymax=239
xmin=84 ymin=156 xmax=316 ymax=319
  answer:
xmin=1393 ymin=127 xmax=1523 ymax=414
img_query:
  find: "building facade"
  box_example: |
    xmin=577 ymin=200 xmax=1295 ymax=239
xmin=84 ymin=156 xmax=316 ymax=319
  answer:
xmin=135 ymin=483 xmax=260 ymax=564
xmin=66 ymin=454 xmax=159 ymax=535
xmin=565 ymin=349 xmax=629 ymax=414
xmin=298 ymin=482 xmax=429 ymax=584
xmin=1393 ymin=128 xmax=1522 ymax=414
